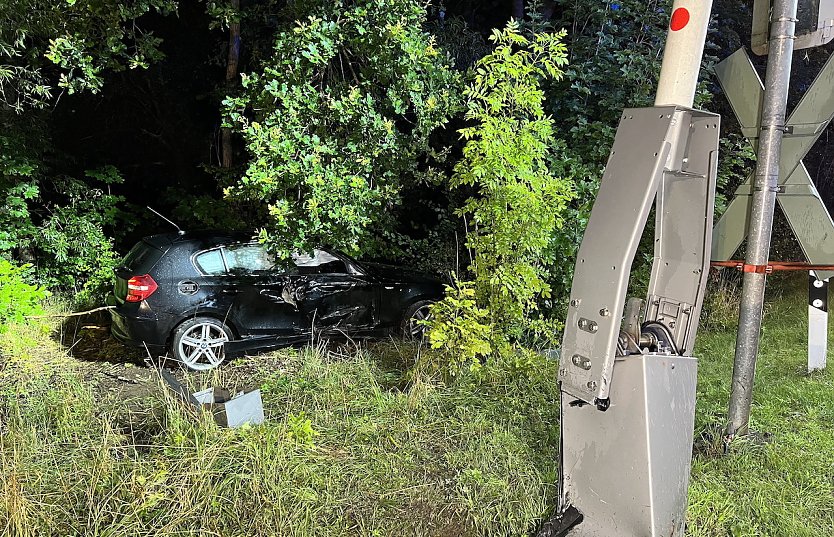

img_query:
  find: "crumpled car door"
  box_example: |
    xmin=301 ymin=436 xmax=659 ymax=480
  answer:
xmin=227 ymin=273 xmax=305 ymax=336
xmin=291 ymin=274 xmax=378 ymax=333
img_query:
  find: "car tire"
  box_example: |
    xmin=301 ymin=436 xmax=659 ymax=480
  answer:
xmin=171 ymin=317 xmax=233 ymax=371
xmin=401 ymin=300 xmax=435 ymax=340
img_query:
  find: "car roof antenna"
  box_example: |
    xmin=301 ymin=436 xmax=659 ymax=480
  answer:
xmin=147 ymin=206 xmax=186 ymax=235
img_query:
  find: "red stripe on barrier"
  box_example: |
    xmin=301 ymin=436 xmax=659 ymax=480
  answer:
xmin=711 ymin=261 xmax=834 ymax=272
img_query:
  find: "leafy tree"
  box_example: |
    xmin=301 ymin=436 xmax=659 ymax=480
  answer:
xmin=0 ymin=0 xmax=176 ymax=304
xmin=224 ymin=0 xmax=463 ymax=259
xmin=1 ymin=0 xmax=176 ymax=111
xmin=427 ymin=22 xmax=571 ymax=370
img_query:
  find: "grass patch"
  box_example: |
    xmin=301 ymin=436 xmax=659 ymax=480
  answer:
xmin=1 ymin=276 xmax=833 ymax=536
xmin=689 ymin=276 xmax=834 ymax=536
xmin=1 ymin=322 xmax=560 ymax=536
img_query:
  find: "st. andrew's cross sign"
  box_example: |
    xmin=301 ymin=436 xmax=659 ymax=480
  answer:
xmin=712 ymin=47 xmax=834 ymax=280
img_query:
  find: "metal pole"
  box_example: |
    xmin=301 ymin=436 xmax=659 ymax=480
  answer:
xmin=808 ymin=272 xmax=829 ymax=372
xmin=539 ymin=3 xmax=719 ymax=535
xmin=655 ymin=0 xmax=714 ymax=107
xmin=726 ymin=0 xmax=798 ymax=438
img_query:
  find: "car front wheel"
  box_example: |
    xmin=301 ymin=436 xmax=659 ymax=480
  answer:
xmin=172 ymin=317 xmax=232 ymax=371
xmin=401 ymin=300 xmax=434 ymax=340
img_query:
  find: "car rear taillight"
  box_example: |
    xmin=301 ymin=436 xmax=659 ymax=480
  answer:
xmin=126 ymin=274 xmax=158 ymax=302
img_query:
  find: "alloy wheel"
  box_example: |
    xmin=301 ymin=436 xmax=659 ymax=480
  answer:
xmin=178 ymin=321 xmax=229 ymax=371
xmin=408 ymin=304 xmax=433 ymax=338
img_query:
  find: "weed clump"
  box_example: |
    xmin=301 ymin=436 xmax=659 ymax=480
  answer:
xmin=0 ymin=259 xmax=47 ymax=331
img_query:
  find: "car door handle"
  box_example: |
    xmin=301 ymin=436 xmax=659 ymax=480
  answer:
xmin=221 ymin=288 xmax=239 ymax=295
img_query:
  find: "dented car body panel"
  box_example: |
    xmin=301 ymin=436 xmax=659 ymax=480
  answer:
xmin=108 ymin=231 xmax=445 ymax=358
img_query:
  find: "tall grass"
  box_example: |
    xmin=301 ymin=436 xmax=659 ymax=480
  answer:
xmin=2 ymin=276 xmax=833 ymax=536
xmin=0 ymin=321 xmax=560 ymax=536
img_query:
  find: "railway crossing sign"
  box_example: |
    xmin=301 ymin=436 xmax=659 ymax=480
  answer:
xmin=712 ymin=47 xmax=834 ymax=281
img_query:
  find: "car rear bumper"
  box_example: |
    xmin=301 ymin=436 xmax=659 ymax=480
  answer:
xmin=107 ymin=294 xmax=170 ymax=350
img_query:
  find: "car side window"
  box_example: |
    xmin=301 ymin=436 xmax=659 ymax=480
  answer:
xmin=224 ymin=244 xmax=276 ymax=275
xmin=194 ymin=249 xmax=226 ymax=275
xmin=293 ymin=249 xmax=348 ymax=274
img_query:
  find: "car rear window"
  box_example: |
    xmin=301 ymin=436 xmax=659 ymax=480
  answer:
xmin=122 ymin=240 xmax=164 ymax=273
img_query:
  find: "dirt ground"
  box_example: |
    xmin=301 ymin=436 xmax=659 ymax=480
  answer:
xmin=57 ymin=313 xmax=290 ymax=410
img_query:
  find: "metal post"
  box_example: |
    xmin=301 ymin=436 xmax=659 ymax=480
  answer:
xmin=655 ymin=0 xmax=714 ymax=107
xmin=808 ymin=272 xmax=829 ymax=372
xmin=726 ymin=0 xmax=799 ymax=438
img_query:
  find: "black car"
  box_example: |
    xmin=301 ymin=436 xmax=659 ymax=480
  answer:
xmin=107 ymin=231 xmax=445 ymax=370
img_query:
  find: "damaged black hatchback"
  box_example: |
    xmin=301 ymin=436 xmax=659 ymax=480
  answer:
xmin=107 ymin=231 xmax=445 ymax=370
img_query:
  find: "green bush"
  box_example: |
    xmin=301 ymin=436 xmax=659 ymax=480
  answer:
xmin=427 ymin=22 xmax=570 ymax=368
xmin=424 ymin=278 xmax=494 ymax=377
xmin=33 ymin=172 xmax=125 ymax=307
xmin=1 ymin=160 xmax=126 ymax=307
xmin=0 ymin=259 xmax=47 ymax=330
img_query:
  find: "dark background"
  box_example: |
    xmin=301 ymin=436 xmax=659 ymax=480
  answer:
xmin=48 ymin=0 xmax=834 ymax=254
